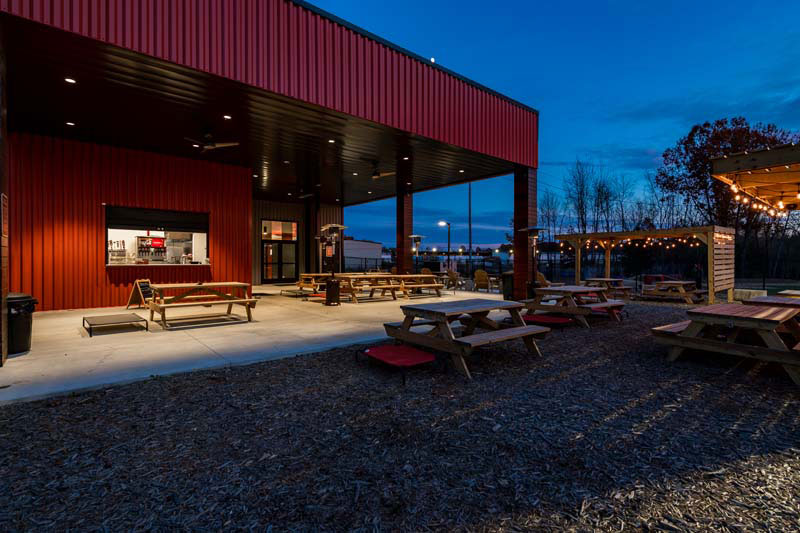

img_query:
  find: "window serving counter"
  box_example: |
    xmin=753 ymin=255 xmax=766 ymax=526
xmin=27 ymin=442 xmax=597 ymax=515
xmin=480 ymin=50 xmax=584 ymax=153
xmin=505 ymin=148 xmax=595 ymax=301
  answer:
xmin=105 ymin=206 xmax=210 ymax=266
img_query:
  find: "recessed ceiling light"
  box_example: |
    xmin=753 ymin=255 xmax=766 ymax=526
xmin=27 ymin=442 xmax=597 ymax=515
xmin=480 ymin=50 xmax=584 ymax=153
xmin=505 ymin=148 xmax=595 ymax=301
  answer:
xmin=66 ymin=121 xmax=75 ymax=126
xmin=328 ymin=139 xmax=335 ymax=143
xmin=64 ymin=77 xmax=76 ymax=84
xmin=336 ymin=198 xmax=340 ymax=202
xmin=283 ymin=160 xmax=290 ymax=164
xmin=287 ymin=192 xmax=292 ymax=196
xmin=316 ymin=183 xmax=321 ymax=187
xmin=353 ymin=172 xmax=358 ymax=176
xmin=406 ymin=182 xmax=412 ymax=186
xmin=252 ymin=173 xmax=258 ymax=178
xmin=403 ymin=156 xmax=409 ymax=160
xmin=223 ymin=115 xmax=232 ymax=120
xmin=193 ymin=144 xmax=200 ymax=148
xmin=459 ymin=169 xmax=465 ymax=173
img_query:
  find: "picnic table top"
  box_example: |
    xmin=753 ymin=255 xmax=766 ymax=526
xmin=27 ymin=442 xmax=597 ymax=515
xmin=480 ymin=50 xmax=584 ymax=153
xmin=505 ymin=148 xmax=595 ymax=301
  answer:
xmin=744 ymin=296 xmax=800 ymax=308
xmin=687 ymin=303 xmax=799 ymax=325
xmin=585 ymin=277 xmax=624 ymax=282
xmin=151 ymin=282 xmax=249 ymax=290
xmin=535 ymin=285 xmax=605 ymax=294
xmin=400 ymin=298 xmax=522 ymax=317
xmin=778 ymin=290 xmax=800 ymax=297
xmin=654 ymin=280 xmax=696 ymax=287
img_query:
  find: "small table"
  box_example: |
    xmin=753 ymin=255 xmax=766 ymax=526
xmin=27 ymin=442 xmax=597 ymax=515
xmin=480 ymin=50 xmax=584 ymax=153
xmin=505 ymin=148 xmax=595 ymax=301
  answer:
xmin=644 ymin=280 xmax=701 ymax=304
xmin=384 ymin=298 xmax=549 ymax=379
xmin=522 ymin=285 xmax=623 ymax=328
xmin=585 ymin=278 xmax=631 ymax=298
xmin=83 ymin=313 xmax=148 ymax=337
xmin=652 ymin=303 xmax=800 ymax=386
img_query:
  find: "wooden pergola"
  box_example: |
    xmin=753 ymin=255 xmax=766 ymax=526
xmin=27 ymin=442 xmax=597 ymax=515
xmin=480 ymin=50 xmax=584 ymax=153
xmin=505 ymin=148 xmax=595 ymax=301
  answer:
xmin=711 ymin=142 xmax=800 ymax=213
xmin=555 ymin=226 xmax=735 ymax=303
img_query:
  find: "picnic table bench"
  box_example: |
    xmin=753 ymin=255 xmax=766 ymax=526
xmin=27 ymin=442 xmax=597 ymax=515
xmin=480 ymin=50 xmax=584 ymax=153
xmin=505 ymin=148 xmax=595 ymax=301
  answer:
xmin=652 ymin=303 xmax=800 ymax=387
xmin=384 ymin=298 xmax=549 ymax=379
xmin=149 ymin=282 xmax=256 ymax=329
xmin=394 ymin=274 xmax=444 ymax=296
xmin=521 ymin=285 xmax=624 ymax=328
xmin=642 ymin=280 xmax=705 ymax=304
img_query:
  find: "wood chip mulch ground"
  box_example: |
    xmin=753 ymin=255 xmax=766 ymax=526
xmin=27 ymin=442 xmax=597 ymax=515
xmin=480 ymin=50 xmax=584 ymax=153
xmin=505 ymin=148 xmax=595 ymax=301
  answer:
xmin=2 ymin=303 xmax=799 ymax=531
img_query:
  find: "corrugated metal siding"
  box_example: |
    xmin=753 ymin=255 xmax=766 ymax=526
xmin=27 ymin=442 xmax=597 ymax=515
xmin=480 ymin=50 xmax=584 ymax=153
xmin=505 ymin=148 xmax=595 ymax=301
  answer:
xmin=8 ymin=132 xmax=252 ymax=311
xmin=252 ymin=199 xmax=305 ymax=283
xmin=0 ymin=0 xmax=537 ymax=167
xmin=319 ymin=203 xmax=343 ymax=228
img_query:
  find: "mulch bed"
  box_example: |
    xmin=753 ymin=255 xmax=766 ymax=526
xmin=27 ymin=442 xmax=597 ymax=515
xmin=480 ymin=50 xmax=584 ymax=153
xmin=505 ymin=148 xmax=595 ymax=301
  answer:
xmin=2 ymin=303 xmax=799 ymax=531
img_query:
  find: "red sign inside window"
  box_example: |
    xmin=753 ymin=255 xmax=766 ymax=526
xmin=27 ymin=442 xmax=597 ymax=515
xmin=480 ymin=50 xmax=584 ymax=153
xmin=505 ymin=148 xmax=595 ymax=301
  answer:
xmin=150 ymin=238 xmax=165 ymax=248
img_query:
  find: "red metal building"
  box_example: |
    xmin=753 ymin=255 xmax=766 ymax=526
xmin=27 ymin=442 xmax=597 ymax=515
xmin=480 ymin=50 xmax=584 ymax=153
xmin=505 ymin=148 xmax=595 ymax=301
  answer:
xmin=0 ymin=0 xmax=538 ymax=360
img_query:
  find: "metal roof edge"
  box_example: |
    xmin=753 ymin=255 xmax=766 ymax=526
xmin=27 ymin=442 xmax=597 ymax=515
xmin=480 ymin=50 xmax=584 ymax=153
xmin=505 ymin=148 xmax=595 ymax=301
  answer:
xmin=290 ymin=0 xmax=539 ymax=115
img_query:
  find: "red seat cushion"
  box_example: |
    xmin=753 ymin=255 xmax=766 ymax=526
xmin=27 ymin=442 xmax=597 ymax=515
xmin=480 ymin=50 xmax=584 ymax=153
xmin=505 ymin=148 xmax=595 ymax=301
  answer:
xmin=365 ymin=345 xmax=436 ymax=367
xmin=522 ymin=314 xmax=573 ymax=326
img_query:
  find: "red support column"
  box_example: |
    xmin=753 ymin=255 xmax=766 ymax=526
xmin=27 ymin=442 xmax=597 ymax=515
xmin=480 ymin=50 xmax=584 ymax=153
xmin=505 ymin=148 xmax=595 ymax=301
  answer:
xmin=395 ymin=158 xmax=413 ymax=274
xmin=513 ymin=166 xmax=537 ymax=300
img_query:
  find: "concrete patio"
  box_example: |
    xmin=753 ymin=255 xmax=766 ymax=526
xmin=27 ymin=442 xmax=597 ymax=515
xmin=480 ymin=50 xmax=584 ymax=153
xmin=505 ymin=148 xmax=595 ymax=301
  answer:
xmin=0 ymin=285 xmax=503 ymax=404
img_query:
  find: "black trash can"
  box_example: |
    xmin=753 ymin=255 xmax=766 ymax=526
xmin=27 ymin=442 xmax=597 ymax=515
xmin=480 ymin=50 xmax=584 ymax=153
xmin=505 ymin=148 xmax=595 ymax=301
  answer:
xmin=325 ymin=279 xmax=341 ymax=306
xmin=8 ymin=293 xmax=38 ymax=354
xmin=502 ymin=271 xmax=514 ymax=300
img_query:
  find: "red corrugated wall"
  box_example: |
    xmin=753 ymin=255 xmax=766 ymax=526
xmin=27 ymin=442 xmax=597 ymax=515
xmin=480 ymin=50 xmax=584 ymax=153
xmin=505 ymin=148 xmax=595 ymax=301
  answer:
xmin=8 ymin=132 xmax=252 ymax=311
xmin=0 ymin=0 xmax=538 ymax=168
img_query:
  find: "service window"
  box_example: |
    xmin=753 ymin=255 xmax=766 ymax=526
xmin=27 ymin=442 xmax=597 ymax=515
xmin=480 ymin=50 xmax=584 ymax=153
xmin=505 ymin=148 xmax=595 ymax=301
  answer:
xmin=105 ymin=206 xmax=210 ymax=265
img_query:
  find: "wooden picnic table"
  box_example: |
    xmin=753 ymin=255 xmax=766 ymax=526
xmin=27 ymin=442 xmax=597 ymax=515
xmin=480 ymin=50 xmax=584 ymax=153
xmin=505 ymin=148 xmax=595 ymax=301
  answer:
xmin=297 ymin=273 xmax=333 ymax=292
xmin=384 ymin=298 xmax=549 ymax=379
xmin=585 ymin=277 xmax=631 ymax=298
xmin=643 ymin=280 xmax=703 ymax=304
xmin=149 ymin=282 xmax=256 ymax=329
xmin=521 ymin=285 xmax=624 ymax=328
xmin=652 ymin=303 xmax=800 ymax=386
xmin=778 ymin=290 xmax=800 ymax=298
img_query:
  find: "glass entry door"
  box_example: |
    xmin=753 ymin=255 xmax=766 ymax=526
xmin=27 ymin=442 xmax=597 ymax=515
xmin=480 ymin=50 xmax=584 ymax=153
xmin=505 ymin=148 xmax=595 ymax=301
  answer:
xmin=260 ymin=219 xmax=298 ymax=284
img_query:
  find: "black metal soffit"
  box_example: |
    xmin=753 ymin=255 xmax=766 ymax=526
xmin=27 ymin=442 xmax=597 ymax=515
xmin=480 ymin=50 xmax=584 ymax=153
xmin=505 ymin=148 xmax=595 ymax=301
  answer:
xmin=3 ymin=14 xmax=517 ymax=207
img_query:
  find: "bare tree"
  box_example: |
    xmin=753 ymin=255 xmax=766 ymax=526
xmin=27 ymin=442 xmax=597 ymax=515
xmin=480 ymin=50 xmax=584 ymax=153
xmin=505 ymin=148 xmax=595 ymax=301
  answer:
xmin=539 ymin=189 xmax=562 ymax=241
xmin=565 ymin=160 xmax=593 ymax=234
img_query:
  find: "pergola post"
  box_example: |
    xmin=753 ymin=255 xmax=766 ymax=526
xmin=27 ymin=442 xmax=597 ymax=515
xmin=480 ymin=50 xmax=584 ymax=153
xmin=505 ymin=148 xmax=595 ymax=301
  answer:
xmin=574 ymin=239 xmax=582 ymax=285
xmin=604 ymin=242 xmax=611 ymax=278
xmin=706 ymin=230 xmax=715 ymax=304
xmin=513 ymin=166 xmax=537 ymax=299
xmin=395 ymin=158 xmax=414 ymax=274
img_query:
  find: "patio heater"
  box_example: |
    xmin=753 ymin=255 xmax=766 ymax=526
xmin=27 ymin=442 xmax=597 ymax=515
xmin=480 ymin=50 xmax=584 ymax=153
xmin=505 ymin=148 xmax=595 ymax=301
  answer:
xmin=409 ymin=234 xmax=425 ymax=271
xmin=318 ymin=223 xmax=347 ymax=274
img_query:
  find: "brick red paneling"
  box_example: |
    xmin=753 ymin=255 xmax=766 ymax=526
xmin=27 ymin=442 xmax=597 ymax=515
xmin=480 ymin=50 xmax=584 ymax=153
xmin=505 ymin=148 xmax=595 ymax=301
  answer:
xmin=0 ymin=0 xmax=538 ymax=168
xmin=8 ymin=132 xmax=252 ymax=310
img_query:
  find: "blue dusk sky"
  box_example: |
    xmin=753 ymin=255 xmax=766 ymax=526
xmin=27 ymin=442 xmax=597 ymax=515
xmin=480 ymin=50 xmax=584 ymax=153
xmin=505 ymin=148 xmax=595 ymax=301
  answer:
xmin=309 ymin=0 xmax=800 ymax=248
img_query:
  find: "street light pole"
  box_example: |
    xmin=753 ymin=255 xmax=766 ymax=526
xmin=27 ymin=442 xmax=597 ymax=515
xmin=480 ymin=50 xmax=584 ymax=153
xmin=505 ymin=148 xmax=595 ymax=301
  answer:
xmin=438 ymin=220 xmax=451 ymax=270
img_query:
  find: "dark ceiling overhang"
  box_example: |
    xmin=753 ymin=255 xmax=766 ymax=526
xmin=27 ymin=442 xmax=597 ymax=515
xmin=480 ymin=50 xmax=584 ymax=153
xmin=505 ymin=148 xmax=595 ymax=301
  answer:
xmin=711 ymin=143 xmax=800 ymax=209
xmin=3 ymin=14 xmax=517 ymax=207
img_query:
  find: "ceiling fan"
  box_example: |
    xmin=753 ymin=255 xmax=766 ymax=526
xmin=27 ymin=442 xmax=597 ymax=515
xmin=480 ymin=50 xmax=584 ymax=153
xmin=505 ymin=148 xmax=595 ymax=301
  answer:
xmin=362 ymin=160 xmax=395 ymax=179
xmin=185 ymin=134 xmax=239 ymax=153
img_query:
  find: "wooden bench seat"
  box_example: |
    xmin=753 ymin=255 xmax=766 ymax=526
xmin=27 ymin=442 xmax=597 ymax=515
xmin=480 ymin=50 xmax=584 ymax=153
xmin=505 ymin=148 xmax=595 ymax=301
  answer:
xmin=384 ymin=319 xmax=439 ymax=328
xmin=402 ymin=283 xmax=444 ymax=289
xmin=455 ymin=325 xmax=548 ymax=348
xmin=651 ymin=320 xmax=691 ymax=337
xmin=580 ymin=300 xmax=624 ymax=309
xmin=153 ymin=298 xmax=256 ymax=309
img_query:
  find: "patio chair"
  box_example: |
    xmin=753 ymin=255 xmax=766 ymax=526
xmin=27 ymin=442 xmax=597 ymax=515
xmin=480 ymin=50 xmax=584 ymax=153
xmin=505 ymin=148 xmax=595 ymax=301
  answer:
xmin=536 ymin=271 xmax=565 ymax=288
xmin=421 ymin=267 xmax=433 ymax=276
xmin=473 ymin=269 xmax=497 ymax=292
xmin=446 ymin=270 xmax=464 ymax=290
